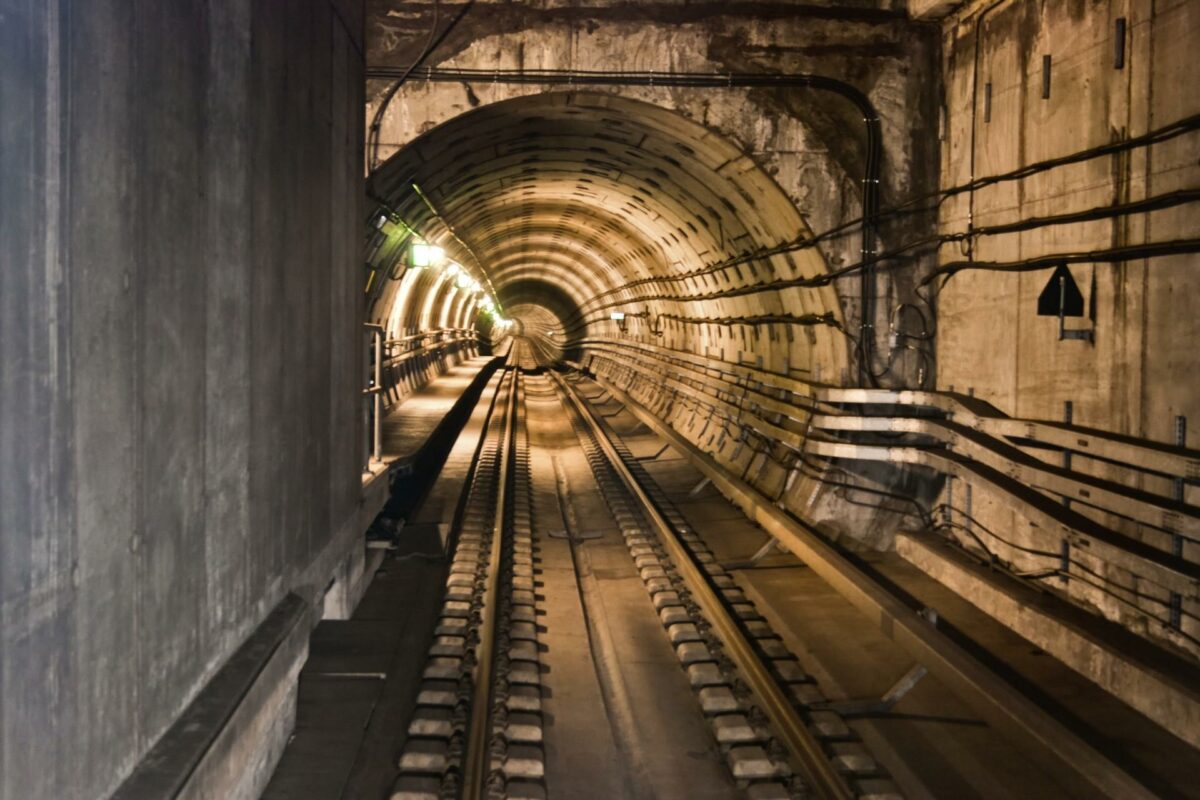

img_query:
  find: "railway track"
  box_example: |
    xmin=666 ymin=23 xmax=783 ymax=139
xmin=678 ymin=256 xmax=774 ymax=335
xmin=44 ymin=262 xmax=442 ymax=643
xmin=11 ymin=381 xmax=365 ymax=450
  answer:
xmin=391 ymin=339 xmax=903 ymax=800
xmin=389 ymin=336 xmax=1171 ymax=800
xmin=393 ymin=343 xmax=548 ymax=800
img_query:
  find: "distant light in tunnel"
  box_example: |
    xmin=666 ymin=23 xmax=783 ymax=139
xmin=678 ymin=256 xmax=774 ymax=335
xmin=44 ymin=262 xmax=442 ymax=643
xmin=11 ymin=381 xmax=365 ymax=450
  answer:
xmin=411 ymin=242 xmax=445 ymax=268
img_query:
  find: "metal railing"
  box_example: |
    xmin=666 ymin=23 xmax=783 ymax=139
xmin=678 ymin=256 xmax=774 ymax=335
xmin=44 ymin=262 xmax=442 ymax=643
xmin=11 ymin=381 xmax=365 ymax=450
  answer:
xmin=362 ymin=325 xmax=479 ymax=471
xmin=363 ymin=323 xmax=385 ymax=466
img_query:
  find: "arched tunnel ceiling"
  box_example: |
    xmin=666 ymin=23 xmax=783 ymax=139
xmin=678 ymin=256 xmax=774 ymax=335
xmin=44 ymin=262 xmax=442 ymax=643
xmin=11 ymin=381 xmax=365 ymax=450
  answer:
xmin=371 ymin=91 xmax=849 ymax=373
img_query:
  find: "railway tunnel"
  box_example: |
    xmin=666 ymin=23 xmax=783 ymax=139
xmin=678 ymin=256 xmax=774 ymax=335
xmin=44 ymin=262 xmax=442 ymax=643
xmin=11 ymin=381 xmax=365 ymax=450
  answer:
xmin=3 ymin=1 xmax=1200 ymax=799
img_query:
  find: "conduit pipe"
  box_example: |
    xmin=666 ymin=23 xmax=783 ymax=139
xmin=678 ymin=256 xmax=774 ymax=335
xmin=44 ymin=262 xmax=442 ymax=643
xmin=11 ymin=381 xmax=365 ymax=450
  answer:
xmin=585 ymin=370 xmax=1159 ymax=800
xmin=811 ymin=414 xmax=1200 ymax=539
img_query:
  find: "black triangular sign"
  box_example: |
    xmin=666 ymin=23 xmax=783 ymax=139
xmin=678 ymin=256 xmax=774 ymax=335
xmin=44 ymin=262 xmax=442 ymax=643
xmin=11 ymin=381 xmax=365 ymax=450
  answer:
xmin=1037 ymin=264 xmax=1084 ymax=317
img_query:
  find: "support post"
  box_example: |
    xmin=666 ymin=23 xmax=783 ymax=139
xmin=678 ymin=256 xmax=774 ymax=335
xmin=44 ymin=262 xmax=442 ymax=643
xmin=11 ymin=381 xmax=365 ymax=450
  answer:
xmin=373 ymin=328 xmax=383 ymax=463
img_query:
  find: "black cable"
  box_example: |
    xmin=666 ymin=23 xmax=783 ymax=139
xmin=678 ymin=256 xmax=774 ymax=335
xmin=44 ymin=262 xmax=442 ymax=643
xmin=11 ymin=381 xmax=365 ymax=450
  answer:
xmin=546 ymin=113 xmax=1200 ymax=315
xmin=932 ymin=503 xmax=1062 ymax=558
xmin=795 ymin=457 xmax=934 ymax=526
xmin=559 ymin=189 xmax=1200 ymax=326
xmin=558 ymin=201 xmax=1200 ymax=383
xmin=932 ymin=506 xmax=1200 ymax=637
xmin=1065 ymin=557 xmax=1175 ymax=608
xmin=920 ymin=237 xmax=1200 ymax=287
xmin=588 ymin=346 xmax=825 ymax=427
xmin=367 ymin=67 xmax=1199 ymax=389
xmin=367 ymin=0 xmax=440 ymax=174
xmin=935 ymin=519 xmax=1061 ymax=560
xmin=367 ymin=1 xmax=479 ymax=175
xmin=1059 ymin=570 xmax=1200 ymax=649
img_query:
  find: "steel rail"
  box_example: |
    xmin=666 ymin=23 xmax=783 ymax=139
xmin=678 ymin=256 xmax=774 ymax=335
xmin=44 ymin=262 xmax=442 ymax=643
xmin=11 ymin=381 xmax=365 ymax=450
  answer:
xmin=462 ymin=363 xmax=520 ymax=799
xmin=553 ymin=371 xmax=855 ymax=800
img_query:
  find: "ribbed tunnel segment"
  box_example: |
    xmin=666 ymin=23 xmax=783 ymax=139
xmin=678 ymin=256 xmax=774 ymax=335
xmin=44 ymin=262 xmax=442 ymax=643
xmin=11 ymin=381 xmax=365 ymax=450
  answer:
xmin=367 ymin=91 xmax=850 ymax=387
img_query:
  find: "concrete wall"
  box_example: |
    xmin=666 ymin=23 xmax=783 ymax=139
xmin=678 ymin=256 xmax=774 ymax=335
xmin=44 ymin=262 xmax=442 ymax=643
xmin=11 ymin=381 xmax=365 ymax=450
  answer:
xmin=0 ymin=1 xmax=365 ymax=796
xmin=934 ymin=0 xmax=1200 ymax=650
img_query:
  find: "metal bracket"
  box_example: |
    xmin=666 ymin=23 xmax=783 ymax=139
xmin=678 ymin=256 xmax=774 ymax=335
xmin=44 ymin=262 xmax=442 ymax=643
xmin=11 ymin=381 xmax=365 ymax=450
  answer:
xmin=688 ymin=476 xmax=712 ymax=497
xmin=816 ymin=662 xmax=929 ymax=718
xmin=548 ymin=529 xmax=604 ymax=542
xmin=722 ymin=537 xmax=782 ymax=570
xmin=637 ymin=443 xmax=672 ymax=461
xmin=813 ymin=608 xmax=935 ymax=716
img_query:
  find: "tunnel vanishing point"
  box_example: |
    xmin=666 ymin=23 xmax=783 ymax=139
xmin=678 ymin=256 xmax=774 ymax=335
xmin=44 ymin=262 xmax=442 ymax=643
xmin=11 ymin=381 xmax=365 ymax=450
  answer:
xmin=3 ymin=1 xmax=1200 ymax=798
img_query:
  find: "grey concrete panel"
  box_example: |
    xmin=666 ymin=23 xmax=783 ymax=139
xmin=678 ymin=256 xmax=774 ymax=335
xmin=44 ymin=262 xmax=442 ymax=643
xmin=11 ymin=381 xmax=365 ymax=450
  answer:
xmin=0 ymin=1 xmax=367 ymax=796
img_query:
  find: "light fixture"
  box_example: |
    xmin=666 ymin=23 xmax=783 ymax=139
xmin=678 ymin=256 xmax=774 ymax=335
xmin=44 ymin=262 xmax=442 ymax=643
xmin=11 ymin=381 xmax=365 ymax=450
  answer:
xmin=411 ymin=242 xmax=444 ymax=268
xmin=611 ymin=311 xmax=627 ymax=333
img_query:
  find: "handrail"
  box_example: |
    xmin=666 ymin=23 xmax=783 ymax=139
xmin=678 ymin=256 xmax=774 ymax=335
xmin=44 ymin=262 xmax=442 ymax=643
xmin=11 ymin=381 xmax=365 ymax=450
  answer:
xmin=382 ymin=336 xmax=476 ymax=368
xmin=367 ymin=325 xmax=383 ymax=463
xmin=363 ymin=325 xmax=480 ymax=471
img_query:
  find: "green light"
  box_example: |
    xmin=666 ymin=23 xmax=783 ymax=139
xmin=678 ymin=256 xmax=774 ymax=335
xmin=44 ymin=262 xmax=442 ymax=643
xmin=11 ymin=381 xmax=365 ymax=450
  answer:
xmin=411 ymin=242 xmax=444 ymax=267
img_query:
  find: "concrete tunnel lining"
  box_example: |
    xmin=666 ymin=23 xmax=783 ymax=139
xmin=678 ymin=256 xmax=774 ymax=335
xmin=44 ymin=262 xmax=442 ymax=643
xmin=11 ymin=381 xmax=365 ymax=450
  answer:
xmin=368 ymin=90 xmax=851 ymax=386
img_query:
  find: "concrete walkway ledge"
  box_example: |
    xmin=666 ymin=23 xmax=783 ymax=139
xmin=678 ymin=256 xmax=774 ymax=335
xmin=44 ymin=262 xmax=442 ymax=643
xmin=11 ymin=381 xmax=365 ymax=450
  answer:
xmin=896 ymin=530 xmax=1200 ymax=749
xmin=110 ymin=593 xmax=311 ymax=800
